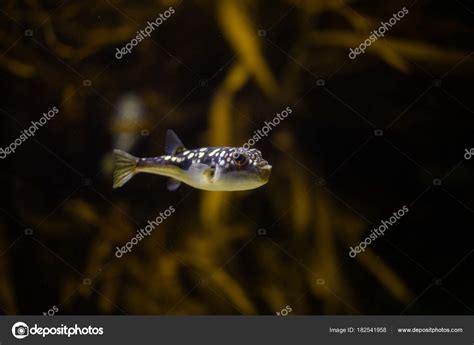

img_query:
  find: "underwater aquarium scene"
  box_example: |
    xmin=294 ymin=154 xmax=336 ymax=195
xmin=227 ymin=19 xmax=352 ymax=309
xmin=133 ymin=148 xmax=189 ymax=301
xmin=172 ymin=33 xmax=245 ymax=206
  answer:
xmin=0 ymin=0 xmax=474 ymax=344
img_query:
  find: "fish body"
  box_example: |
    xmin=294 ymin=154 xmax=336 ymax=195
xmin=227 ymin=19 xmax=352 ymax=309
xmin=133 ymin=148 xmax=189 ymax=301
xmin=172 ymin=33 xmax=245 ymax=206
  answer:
xmin=113 ymin=130 xmax=272 ymax=191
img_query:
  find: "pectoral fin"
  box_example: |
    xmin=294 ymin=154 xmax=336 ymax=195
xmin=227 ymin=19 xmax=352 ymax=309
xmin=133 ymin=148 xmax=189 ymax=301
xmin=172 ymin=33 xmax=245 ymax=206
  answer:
xmin=210 ymin=165 xmax=222 ymax=183
xmin=188 ymin=163 xmax=215 ymax=184
xmin=202 ymin=165 xmax=223 ymax=184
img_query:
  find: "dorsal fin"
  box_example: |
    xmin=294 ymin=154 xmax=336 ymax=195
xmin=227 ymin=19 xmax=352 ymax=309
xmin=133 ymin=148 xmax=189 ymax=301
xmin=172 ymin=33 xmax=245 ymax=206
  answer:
xmin=165 ymin=130 xmax=185 ymax=155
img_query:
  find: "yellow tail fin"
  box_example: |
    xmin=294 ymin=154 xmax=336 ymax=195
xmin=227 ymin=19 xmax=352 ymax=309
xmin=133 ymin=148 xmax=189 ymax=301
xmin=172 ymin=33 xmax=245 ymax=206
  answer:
xmin=113 ymin=149 xmax=139 ymax=188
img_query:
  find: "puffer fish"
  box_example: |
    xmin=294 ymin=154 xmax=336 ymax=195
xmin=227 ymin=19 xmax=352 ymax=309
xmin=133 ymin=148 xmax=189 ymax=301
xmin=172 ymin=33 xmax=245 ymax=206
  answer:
xmin=113 ymin=130 xmax=272 ymax=191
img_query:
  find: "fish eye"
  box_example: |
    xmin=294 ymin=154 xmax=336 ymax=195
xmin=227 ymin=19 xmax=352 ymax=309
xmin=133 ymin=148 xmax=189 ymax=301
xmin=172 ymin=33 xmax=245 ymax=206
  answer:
xmin=232 ymin=152 xmax=249 ymax=166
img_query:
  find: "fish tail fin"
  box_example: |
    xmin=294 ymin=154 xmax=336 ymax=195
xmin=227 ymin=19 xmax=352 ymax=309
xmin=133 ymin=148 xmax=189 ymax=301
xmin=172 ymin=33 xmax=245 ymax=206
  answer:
xmin=113 ymin=149 xmax=139 ymax=189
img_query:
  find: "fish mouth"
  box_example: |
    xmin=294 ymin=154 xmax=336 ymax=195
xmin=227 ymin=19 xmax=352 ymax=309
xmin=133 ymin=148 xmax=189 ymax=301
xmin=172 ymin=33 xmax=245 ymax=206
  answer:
xmin=257 ymin=162 xmax=272 ymax=181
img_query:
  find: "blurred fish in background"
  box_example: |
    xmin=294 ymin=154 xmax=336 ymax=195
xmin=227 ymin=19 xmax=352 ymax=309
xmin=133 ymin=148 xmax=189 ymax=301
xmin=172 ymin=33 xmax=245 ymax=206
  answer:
xmin=111 ymin=93 xmax=147 ymax=152
xmin=102 ymin=93 xmax=150 ymax=176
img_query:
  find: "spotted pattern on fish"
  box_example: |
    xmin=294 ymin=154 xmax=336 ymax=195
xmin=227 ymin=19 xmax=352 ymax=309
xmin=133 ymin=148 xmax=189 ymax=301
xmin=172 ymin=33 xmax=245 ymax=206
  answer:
xmin=112 ymin=130 xmax=272 ymax=191
xmin=139 ymin=147 xmax=265 ymax=172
